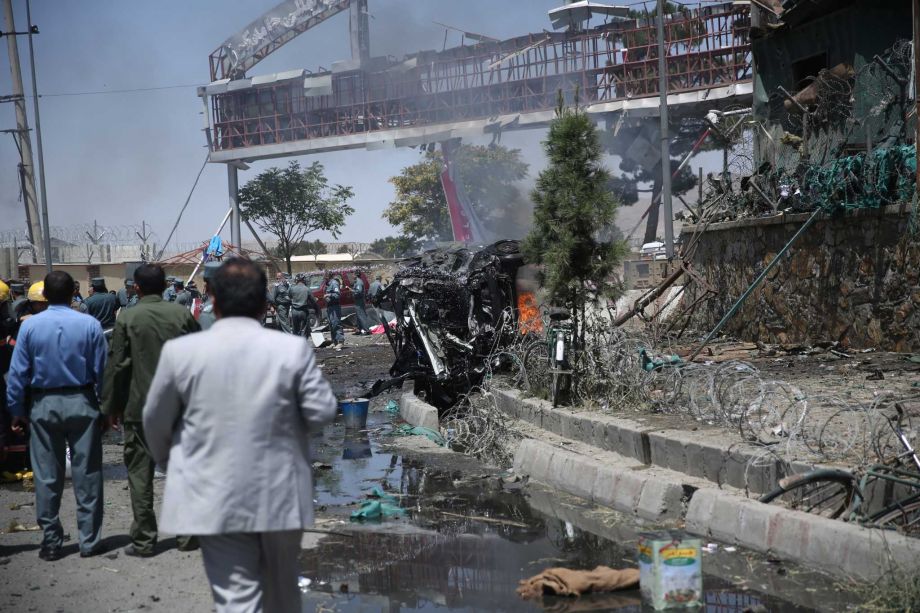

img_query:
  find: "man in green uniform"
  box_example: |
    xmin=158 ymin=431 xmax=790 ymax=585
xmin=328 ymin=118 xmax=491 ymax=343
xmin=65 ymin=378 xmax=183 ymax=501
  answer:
xmin=173 ymin=280 xmax=191 ymax=307
xmin=116 ymin=279 xmax=137 ymax=311
xmin=290 ymin=273 xmax=321 ymax=338
xmin=197 ymin=262 xmax=221 ymax=331
xmin=101 ymin=264 xmax=200 ymax=557
xmin=84 ymin=278 xmax=117 ymax=329
xmin=352 ymin=272 xmax=372 ymax=335
xmin=270 ymin=272 xmax=293 ymax=334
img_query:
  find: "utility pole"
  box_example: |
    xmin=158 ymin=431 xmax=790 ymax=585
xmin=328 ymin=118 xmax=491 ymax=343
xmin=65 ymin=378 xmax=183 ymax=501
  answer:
xmin=228 ymin=165 xmax=241 ymax=248
xmin=2 ymin=0 xmax=42 ymax=262
xmin=913 ymin=0 xmax=920 ymax=190
xmin=26 ymin=0 xmax=52 ymax=272
xmin=656 ymin=0 xmax=675 ymax=259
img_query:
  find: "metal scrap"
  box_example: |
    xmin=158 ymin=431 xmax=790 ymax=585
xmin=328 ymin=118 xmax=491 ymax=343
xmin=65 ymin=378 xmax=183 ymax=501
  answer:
xmin=372 ymin=240 xmax=525 ymax=409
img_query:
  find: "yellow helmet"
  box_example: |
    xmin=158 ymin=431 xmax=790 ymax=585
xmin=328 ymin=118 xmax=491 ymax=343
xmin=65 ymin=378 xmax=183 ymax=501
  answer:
xmin=0 ymin=280 xmax=8 ymax=302
xmin=28 ymin=281 xmax=47 ymax=302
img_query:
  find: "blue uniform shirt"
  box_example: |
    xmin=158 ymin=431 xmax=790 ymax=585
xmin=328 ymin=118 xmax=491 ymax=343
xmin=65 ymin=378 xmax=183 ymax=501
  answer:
xmin=6 ymin=305 xmax=108 ymax=417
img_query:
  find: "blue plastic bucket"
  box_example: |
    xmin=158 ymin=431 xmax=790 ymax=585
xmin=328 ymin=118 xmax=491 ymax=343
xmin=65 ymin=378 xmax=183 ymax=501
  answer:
xmin=339 ymin=398 xmax=370 ymax=430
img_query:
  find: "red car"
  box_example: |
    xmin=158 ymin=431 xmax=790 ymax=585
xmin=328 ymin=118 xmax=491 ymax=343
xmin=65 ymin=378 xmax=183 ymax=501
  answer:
xmin=305 ymin=268 xmax=376 ymax=329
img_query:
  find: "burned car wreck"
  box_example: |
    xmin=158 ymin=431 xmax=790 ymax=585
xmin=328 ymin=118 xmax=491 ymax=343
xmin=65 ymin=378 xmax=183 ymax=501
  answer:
xmin=372 ymin=240 xmax=527 ymax=409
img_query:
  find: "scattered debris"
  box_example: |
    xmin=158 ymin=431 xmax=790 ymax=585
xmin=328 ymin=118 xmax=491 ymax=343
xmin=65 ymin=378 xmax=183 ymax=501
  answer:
xmin=517 ymin=566 xmax=640 ymax=600
xmin=6 ymin=521 xmax=40 ymax=533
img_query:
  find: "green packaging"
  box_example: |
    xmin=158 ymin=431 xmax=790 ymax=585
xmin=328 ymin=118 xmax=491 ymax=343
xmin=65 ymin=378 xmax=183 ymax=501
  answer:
xmin=638 ymin=531 xmax=703 ymax=609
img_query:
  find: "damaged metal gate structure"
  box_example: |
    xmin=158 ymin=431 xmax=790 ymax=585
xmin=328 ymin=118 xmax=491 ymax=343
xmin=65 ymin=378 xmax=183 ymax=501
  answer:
xmin=372 ymin=240 xmax=526 ymax=409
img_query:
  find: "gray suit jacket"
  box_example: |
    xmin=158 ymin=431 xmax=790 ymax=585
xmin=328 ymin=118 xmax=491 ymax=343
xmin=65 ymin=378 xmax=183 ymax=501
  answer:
xmin=143 ymin=316 xmax=337 ymax=535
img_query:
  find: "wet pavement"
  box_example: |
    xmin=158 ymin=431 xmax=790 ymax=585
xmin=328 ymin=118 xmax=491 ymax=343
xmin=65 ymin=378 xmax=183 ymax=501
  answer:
xmin=301 ymin=403 xmax=856 ymax=612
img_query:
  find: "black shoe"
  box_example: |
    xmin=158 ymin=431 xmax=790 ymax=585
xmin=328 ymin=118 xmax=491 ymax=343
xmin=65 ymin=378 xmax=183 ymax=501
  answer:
xmin=39 ymin=547 xmax=63 ymax=562
xmin=176 ymin=541 xmax=199 ymax=552
xmin=80 ymin=544 xmax=107 ymax=558
xmin=123 ymin=544 xmax=154 ymax=558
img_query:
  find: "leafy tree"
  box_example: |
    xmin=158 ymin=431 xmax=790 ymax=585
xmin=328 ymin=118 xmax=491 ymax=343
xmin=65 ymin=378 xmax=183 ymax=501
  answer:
xmin=369 ymin=235 xmax=419 ymax=259
xmin=385 ymin=154 xmax=452 ymax=243
xmin=239 ymin=161 xmax=354 ymax=273
xmin=523 ymin=96 xmax=627 ymax=323
xmin=452 ymin=145 xmax=530 ymax=238
xmin=384 ymin=144 xmax=530 ymax=243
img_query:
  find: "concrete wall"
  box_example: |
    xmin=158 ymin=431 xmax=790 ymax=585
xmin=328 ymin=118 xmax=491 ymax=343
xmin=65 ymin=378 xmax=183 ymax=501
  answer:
xmin=24 ymin=262 xmax=140 ymax=292
xmin=680 ymin=204 xmax=920 ymax=351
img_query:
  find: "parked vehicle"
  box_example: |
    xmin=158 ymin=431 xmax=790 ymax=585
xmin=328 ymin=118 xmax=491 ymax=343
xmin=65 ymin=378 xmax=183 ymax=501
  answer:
xmin=306 ymin=268 xmax=377 ymax=329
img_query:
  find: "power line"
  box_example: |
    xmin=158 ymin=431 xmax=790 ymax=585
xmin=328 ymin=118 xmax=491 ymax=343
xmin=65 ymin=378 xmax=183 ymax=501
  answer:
xmin=28 ymin=83 xmax=201 ymax=98
xmin=154 ymin=153 xmax=209 ymax=262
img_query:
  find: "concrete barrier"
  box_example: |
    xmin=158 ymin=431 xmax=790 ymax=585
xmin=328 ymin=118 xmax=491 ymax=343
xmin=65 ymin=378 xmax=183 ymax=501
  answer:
xmin=399 ymin=393 xmax=439 ymax=431
xmin=494 ymin=388 xmax=817 ymax=494
xmin=513 ymin=438 xmax=688 ymax=521
xmin=686 ymin=488 xmax=920 ymax=581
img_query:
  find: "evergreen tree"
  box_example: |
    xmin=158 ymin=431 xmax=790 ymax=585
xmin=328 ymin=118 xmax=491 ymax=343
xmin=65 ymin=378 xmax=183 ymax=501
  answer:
xmin=523 ymin=95 xmax=627 ymax=320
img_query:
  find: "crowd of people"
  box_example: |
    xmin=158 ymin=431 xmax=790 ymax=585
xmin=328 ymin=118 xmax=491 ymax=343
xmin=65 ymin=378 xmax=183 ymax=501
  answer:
xmin=267 ymin=269 xmax=385 ymax=351
xmin=0 ymin=259 xmax=339 ymax=612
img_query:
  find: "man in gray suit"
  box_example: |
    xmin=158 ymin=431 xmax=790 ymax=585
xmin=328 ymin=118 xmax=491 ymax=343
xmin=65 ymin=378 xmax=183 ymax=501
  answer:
xmin=143 ymin=258 xmax=337 ymax=612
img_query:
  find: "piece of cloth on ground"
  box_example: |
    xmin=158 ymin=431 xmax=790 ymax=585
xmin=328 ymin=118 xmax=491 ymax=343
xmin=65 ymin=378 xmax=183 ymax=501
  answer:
xmin=350 ymin=486 xmax=405 ymax=521
xmin=392 ymin=423 xmax=445 ymax=446
xmin=516 ymin=566 xmax=640 ymax=600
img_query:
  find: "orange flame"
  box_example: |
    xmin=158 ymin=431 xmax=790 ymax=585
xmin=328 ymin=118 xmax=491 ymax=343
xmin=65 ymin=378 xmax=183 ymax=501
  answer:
xmin=517 ymin=291 xmax=543 ymax=335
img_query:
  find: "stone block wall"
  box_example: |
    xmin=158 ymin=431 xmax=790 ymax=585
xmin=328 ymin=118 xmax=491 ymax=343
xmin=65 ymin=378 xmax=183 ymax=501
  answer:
xmin=680 ymin=204 xmax=920 ymax=351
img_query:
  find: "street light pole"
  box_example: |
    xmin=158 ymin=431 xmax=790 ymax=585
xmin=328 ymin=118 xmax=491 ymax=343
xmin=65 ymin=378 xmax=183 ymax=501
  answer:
xmin=25 ymin=0 xmax=52 ymax=272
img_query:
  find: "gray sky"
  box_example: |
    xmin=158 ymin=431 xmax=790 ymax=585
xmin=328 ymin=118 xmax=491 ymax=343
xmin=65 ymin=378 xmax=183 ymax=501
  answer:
xmin=0 ymin=0 xmax=689 ymax=251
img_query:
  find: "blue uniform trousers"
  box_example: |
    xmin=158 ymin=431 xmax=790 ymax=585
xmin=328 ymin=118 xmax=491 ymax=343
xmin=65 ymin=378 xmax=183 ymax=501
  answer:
xmin=29 ymin=391 xmax=103 ymax=553
xmin=327 ymin=303 xmax=344 ymax=343
xmin=354 ymin=299 xmax=371 ymax=333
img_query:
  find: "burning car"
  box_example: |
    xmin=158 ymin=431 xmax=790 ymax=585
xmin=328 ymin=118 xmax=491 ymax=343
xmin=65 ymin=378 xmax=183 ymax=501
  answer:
xmin=373 ymin=240 xmax=529 ymax=409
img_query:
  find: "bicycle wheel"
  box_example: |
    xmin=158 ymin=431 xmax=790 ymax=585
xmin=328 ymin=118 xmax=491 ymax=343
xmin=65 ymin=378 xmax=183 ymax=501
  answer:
xmin=871 ymin=499 xmax=920 ymax=534
xmin=758 ymin=469 xmax=856 ymax=519
xmin=551 ymin=372 xmax=572 ymax=408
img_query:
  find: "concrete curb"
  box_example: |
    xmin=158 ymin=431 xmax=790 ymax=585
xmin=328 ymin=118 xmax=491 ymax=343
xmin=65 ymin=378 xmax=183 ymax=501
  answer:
xmin=513 ymin=438 xmax=689 ymax=521
xmin=686 ymin=487 xmax=920 ymax=581
xmin=399 ymin=393 xmax=439 ymax=431
xmin=524 ymin=487 xmax=837 ymax=612
xmin=404 ymin=389 xmax=917 ymax=581
xmin=494 ymin=388 xmax=815 ymax=494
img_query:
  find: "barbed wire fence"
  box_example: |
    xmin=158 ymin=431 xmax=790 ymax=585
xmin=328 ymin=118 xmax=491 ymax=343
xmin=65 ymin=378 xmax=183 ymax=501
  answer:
xmin=695 ymin=39 xmax=916 ymax=224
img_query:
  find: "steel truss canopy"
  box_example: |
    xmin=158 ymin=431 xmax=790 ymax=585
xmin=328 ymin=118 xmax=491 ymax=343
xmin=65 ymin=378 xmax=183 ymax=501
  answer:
xmin=548 ymin=1 xmax=630 ymax=30
xmin=209 ymin=0 xmax=352 ymax=82
xmin=202 ymin=1 xmax=753 ymax=163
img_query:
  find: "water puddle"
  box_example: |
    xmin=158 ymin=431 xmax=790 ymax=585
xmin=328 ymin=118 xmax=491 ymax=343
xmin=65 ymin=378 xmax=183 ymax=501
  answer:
xmin=304 ymin=411 xmax=853 ymax=612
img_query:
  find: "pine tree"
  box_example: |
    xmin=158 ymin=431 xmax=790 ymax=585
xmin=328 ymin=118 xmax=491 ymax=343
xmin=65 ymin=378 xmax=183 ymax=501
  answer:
xmin=523 ymin=94 xmax=627 ymax=320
